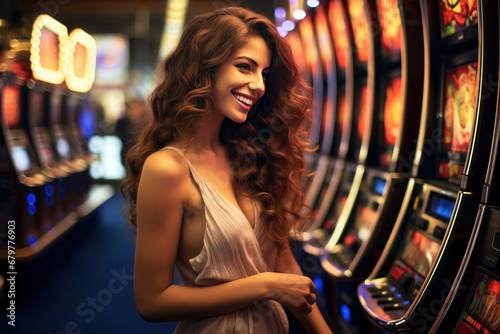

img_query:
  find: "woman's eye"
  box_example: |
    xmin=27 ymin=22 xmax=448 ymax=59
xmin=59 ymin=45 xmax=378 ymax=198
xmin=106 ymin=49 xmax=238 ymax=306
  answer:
xmin=236 ymin=63 xmax=251 ymax=70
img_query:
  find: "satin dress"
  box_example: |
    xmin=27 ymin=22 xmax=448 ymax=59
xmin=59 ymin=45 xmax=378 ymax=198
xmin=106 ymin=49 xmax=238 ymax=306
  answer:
xmin=162 ymin=147 xmax=289 ymax=334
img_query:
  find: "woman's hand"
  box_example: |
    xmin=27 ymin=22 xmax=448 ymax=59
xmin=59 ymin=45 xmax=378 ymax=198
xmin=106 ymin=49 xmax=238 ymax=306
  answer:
xmin=260 ymin=272 xmax=317 ymax=314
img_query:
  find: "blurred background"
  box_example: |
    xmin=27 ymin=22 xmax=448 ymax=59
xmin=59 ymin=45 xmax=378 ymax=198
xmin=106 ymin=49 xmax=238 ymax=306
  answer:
xmin=2 ymin=0 xmax=499 ymax=334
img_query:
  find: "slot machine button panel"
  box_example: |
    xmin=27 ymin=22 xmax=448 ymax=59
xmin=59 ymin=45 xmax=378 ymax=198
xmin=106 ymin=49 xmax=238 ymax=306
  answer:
xmin=415 ymin=218 xmax=429 ymax=230
xmin=433 ymin=226 xmax=446 ymax=239
xmin=382 ymin=301 xmax=409 ymax=312
xmin=376 ymin=296 xmax=405 ymax=305
xmin=327 ymin=247 xmax=354 ymax=269
xmin=366 ymin=284 xmax=393 ymax=293
xmin=397 ymin=272 xmax=417 ymax=294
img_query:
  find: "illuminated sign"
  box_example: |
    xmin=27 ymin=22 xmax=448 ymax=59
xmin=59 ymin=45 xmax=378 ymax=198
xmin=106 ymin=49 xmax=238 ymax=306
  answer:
xmin=66 ymin=29 xmax=97 ymax=92
xmin=328 ymin=0 xmax=350 ymax=70
xmin=30 ymin=14 xmax=68 ymax=84
xmin=346 ymin=0 xmax=370 ymax=62
xmin=376 ymin=0 xmax=402 ymax=54
xmin=383 ymin=77 xmax=403 ymax=145
xmin=442 ymin=62 xmax=478 ymax=153
xmin=440 ymin=0 xmax=478 ymax=37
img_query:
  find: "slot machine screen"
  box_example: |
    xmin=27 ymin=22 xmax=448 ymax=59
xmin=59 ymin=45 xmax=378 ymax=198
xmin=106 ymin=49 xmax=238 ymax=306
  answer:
xmin=343 ymin=204 xmax=377 ymax=252
xmin=383 ymin=77 xmax=403 ymax=146
xmin=357 ymin=85 xmax=368 ymax=141
xmin=394 ymin=227 xmax=441 ymax=280
xmin=342 ymin=177 xmax=385 ymax=251
xmin=286 ymin=30 xmax=309 ymax=83
xmin=299 ymin=17 xmax=320 ymax=78
xmin=325 ymin=195 xmax=348 ymax=232
xmin=30 ymin=90 xmax=45 ymax=127
xmin=2 ymin=85 xmax=21 ymax=128
xmin=456 ymin=271 xmax=500 ymax=333
xmin=373 ymin=177 xmax=386 ymax=196
xmin=425 ymin=192 xmax=455 ymax=220
xmin=442 ymin=62 xmax=477 ymax=153
xmin=50 ymin=93 xmax=62 ymax=126
xmin=12 ymin=146 xmax=32 ymax=172
xmin=328 ymin=0 xmax=349 ymax=70
xmin=346 ymin=0 xmax=370 ymax=63
xmin=36 ymin=131 xmax=55 ymax=166
xmin=40 ymin=27 xmax=60 ymax=72
xmin=439 ymin=0 xmax=478 ymax=38
xmin=376 ymin=0 xmax=402 ymax=54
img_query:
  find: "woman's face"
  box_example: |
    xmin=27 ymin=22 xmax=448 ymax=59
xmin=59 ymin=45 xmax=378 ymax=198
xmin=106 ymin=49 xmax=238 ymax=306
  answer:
xmin=212 ymin=36 xmax=272 ymax=123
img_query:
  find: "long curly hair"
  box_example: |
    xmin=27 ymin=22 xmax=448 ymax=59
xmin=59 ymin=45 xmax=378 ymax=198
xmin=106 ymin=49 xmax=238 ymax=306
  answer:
xmin=121 ymin=6 xmax=313 ymax=244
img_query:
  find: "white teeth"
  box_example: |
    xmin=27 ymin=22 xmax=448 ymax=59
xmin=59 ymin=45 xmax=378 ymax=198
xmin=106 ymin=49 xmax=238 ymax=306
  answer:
xmin=233 ymin=93 xmax=252 ymax=106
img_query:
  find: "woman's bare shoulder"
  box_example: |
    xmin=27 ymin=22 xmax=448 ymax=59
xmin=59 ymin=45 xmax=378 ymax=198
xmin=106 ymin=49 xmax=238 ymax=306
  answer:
xmin=140 ymin=148 xmax=191 ymax=197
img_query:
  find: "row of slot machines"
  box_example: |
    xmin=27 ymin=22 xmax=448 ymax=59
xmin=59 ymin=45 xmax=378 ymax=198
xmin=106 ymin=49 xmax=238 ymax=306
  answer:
xmin=0 ymin=15 xmax=97 ymax=303
xmin=289 ymin=0 xmax=500 ymax=333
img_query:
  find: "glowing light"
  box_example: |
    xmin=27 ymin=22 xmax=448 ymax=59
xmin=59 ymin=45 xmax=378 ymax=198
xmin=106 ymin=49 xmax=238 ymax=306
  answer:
xmin=28 ymin=204 xmax=36 ymax=214
xmin=27 ymin=193 xmax=36 ymax=205
xmin=313 ymin=276 xmax=324 ymax=293
xmin=275 ymin=7 xmax=287 ymax=19
xmin=29 ymin=235 xmax=38 ymax=246
xmin=44 ymin=183 xmax=54 ymax=196
xmin=66 ymin=29 xmax=97 ymax=93
xmin=293 ymin=9 xmax=307 ymax=20
xmin=307 ymin=0 xmax=320 ymax=7
xmin=328 ymin=1 xmax=350 ymax=70
xmin=158 ymin=0 xmax=189 ymax=60
xmin=282 ymin=20 xmax=295 ymax=31
xmin=341 ymin=304 xmax=352 ymax=323
xmin=277 ymin=26 xmax=288 ymax=37
xmin=30 ymin=14 xmax=68 ymax=84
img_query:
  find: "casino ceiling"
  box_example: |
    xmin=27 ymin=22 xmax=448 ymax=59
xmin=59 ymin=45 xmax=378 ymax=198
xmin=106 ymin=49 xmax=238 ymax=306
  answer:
xmin=4 ymin=0 xmax=276 ymax=70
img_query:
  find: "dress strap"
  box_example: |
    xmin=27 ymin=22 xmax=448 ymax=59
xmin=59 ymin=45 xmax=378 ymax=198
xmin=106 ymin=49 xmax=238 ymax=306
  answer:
xmin=161 ymin=146 xmax=203 ymax=181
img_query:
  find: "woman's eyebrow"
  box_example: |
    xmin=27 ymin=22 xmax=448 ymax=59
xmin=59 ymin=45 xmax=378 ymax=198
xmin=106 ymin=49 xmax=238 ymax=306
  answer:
xmin=234 ymin=56 xmax=271 ymax=70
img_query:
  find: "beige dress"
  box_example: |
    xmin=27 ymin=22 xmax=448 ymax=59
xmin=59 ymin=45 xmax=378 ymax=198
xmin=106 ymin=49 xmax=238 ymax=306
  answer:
xmin=163 ymin=147 xmax=289 ymax=334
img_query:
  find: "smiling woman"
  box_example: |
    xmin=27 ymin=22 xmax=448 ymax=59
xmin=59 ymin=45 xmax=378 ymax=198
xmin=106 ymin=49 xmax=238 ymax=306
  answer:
xmin=212 ymin=36 xmax=271 ymax=123
xmin=120 ymin=6 xmax=332 ymax=334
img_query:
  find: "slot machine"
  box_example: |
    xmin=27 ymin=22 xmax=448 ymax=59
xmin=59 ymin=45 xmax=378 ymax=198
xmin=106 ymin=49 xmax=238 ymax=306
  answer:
xmin=289 ymin=4 xmax=351 ymax=329
xmin=300 ymin=1 xmax=354 ymax=247
xmin=20 ymin=15 xmax=76 ymax=228
xmin=357 ymin=0 xmax=499 ymax=332
xmin=297 ymin=15 xmax=330 ymax=203
xmin=0 ymin=16 xmax=69 ymax=249
xmin=0 ymin=78 xmax=51 ymax=247
xmin=59 ymin=28 xmax=96 ymax=207
xmin=285 ymin=29 xmax=316 ymax=187
xmin=320 ymin=0 xmax=425 ymax=279
xmin=301 ymin=0 xmax=372 ymax=261
xmin=429 ymin=17 xmax=500 ymax=332
xmin=315 ymin=1 xmax=425 ymax=332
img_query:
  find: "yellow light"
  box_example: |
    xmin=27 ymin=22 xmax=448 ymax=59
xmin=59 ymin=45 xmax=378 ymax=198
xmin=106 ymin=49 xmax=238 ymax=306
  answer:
xmin=65 ymin=29 xmax=96 ymax=93
xmin=30 ymin=14 xmax=68 ymax=84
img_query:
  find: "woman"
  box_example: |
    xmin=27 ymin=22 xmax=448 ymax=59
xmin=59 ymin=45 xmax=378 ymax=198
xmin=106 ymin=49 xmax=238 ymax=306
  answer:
xmin=122 ymin=6 xmax=332 ymax=333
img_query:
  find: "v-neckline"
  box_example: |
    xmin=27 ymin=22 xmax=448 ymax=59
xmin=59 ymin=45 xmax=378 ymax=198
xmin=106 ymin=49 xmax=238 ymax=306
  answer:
xmin=197 ymin=177 xmax=257 ymax=231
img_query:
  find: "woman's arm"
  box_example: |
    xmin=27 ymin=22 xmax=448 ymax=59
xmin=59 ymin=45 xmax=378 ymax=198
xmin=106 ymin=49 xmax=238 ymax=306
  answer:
xmin=133 ymin=150 xmax=316 ymax=322
xmin=275 ymin=241 xmax=334 ymax=334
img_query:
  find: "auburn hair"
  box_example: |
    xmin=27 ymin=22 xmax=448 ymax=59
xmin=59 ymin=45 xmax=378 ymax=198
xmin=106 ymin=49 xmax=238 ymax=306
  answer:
xmin=121 ymin=6 xmax=313 ymax=244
